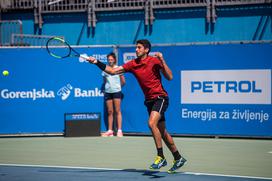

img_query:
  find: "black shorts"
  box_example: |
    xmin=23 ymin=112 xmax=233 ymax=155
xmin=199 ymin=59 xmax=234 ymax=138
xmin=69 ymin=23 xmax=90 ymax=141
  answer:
xmin=104 ymin=91 xmax=123 ymax=101
xmin=144 ymin=96 xmax=169 ymax=122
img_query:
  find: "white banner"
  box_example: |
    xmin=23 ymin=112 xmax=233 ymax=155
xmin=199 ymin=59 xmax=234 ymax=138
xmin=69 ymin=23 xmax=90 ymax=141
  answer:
xmin=181 ymin=69 xmax=271 ymax=104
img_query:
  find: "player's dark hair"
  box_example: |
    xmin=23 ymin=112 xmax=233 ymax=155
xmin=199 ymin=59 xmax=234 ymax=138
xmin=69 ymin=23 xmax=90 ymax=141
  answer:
xmin=136 ymin=39 xmax=151 ymax=54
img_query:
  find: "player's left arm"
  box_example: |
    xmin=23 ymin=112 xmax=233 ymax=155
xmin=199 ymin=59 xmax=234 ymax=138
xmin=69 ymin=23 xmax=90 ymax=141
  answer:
xmin=155 ymin=52 xmax=173 ymax=80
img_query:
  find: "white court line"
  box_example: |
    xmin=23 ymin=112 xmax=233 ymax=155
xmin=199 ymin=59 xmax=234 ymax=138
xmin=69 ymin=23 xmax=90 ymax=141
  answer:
xmin=0 ymin=163 xmax=272 ymax=180
xmin=0 ymin=163 xmax=121 ymax=171
xmin=184 ymin=171 xmax=272 ymax=180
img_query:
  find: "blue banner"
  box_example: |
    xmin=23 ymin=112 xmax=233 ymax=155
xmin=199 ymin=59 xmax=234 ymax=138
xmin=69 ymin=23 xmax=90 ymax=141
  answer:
xmin=119 ymin=43 xmax=272 ymax=137
xmin=0 ymin=47 xmax=113 ymax=134
xmin=1 ymin=43 xmax=271 ymax=137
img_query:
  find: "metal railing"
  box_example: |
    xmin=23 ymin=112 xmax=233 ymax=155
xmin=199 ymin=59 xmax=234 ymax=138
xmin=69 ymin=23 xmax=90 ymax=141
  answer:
xmin=153 ymin=0 xmax=207 ymax=8
xmin=1 ymin=0 xmax=270 ymax=11
xmin=11 ymin=34 xmax=65 ymax=46
xmin=42 ymin=0 xmax=89 ymax=13
xmin=0 ymin=19 xmax=66 ymax=46
xmin=215 ymin=0 xmax=271 ymax=6
xmin=0 ymin=0 xmax=34 ymax=10
xmin=0 ymin=20 xmax=23 ymax=46
xmin=95 ymin=0 xmax=145 ymax=11
xmin=0 ymin=0 xmax=271 ymax=31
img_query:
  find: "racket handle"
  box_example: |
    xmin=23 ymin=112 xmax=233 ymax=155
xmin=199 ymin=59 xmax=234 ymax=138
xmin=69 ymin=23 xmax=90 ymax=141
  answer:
xmin=80 ymin=54 xmax=89 ymax=60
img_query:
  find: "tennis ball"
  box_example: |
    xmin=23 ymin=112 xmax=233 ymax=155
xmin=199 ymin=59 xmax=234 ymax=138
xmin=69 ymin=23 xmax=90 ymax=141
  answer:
xmin=2 ymin=70 xmax=9 ymax=76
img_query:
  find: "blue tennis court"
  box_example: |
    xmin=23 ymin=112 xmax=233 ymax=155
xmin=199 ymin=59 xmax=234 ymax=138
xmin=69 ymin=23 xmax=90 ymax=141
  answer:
xmin=1 ymin=164 xmax=271 ymax=181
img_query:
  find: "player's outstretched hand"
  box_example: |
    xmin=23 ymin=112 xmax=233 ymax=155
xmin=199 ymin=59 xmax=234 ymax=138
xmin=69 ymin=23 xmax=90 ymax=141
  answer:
xmin=87 ymin=56 xmax=97 ymax=64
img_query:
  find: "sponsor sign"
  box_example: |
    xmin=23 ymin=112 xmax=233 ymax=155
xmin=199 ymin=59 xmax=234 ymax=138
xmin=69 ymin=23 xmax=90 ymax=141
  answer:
xmin=181 ymin=69 xmax=271 ymax=104
xmin=0 ymin=84 xmax=104 ymax=101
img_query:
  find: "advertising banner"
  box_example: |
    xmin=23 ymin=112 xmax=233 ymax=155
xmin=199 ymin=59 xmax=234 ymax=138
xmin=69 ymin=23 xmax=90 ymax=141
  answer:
xmin=119 ymin=43 xmax=272 ymax=137
xmin=1 ymin=43 xmax=271 ymax=137
xmin=0 ymin=47 xmax=113 ymax=134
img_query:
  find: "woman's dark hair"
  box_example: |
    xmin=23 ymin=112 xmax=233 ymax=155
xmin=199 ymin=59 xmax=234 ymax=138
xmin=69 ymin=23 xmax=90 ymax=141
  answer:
xmin=107 ymin=52 xmax=117 ymax=62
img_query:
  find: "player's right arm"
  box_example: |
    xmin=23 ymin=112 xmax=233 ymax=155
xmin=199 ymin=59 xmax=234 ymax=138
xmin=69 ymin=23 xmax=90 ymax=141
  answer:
xmin=87 ymin=56 xmax=125 ymax=75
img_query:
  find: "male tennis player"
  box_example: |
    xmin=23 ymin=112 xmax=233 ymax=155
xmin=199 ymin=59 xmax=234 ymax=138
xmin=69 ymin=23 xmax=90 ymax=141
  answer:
xmin=87 ymin=39 xmax=187 ymax=173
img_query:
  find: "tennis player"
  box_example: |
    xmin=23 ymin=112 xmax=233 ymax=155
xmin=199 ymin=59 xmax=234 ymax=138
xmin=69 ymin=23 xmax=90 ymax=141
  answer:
xmin=87 ymin=39 xmax=186 ymax=173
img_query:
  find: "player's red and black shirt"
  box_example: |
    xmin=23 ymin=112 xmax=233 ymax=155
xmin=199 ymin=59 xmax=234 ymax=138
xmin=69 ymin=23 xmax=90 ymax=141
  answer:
xmin=122 ymin=56 xmax=168 ymax=100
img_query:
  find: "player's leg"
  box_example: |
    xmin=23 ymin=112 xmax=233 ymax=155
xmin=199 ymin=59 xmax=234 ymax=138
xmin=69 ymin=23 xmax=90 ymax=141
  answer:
xmin=148 ymin=111 xmax=163 ymax=150
xmin=148 ymin=111 xmax=167 ymax=169
xmin=158 ymin=121 xmax=178 ymax=153
xmin=149 ymin=96 xmax=169 ymax=158
xmin=113 ymin=97 xmax=123 ymax=137
xmin=158 ymin=121 xmax=187 ymax=173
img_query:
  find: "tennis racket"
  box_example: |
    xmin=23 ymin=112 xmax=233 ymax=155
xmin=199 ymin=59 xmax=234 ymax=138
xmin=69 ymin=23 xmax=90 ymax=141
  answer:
xmin=46 ymin=37 xmax=89 ymax=60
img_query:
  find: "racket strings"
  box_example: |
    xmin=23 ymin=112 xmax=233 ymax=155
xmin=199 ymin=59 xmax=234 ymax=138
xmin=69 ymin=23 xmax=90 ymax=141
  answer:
xmin=47 ymin=38 xmax=71 ymax=58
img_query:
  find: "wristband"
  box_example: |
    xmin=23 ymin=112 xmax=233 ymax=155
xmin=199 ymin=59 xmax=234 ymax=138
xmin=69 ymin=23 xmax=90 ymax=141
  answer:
xmin=95 ymin=60 xmax=106 ymax=71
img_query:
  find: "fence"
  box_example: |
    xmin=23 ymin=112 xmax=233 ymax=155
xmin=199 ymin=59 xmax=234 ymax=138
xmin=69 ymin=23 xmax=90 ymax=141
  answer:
xmin=1 ymin=0 xmax=270 ymax=10
xmin=11 ymin=34 xmax=65 ymax=46
xmin=1 ymin=0 xmax=271 ymax=28
xmin=0 ymin=20 xmax=22 ymax=46
xmin=0 ymin=20 xmax=65 ymax=46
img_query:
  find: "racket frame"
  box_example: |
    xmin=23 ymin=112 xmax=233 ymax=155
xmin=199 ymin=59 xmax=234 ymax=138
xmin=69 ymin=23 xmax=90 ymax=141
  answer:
xmin=46 ymin=37 xmax=86 ymax=59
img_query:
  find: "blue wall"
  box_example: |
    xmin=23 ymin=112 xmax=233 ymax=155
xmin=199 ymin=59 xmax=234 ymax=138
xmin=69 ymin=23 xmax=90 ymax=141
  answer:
xmin=2 ymin=6 xmax=272 ymax=45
